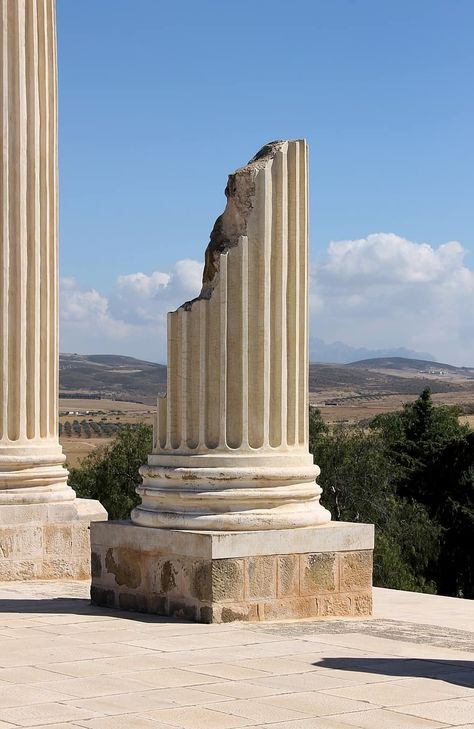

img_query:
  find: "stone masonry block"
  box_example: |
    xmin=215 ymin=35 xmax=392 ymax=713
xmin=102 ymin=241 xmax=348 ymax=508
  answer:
xmin=248 ymin=556 xmax=277 ymax=600
xmin=90 ymin=522 xmax=373 ymax=623
xmin=0 ymin=559 xmax=38 ymax=581
xmin=301 ymin=552 xmax=338 ymax=595
xmin=277 ymin=555 xmax=300 ymax=597
xmin=0 ymin=525 xmax=43 ymax=560
xmin=212 ymin=559 xmax=245 ymax=602
xmin=353 ymin=592 xmax=373 ymax=616
xmin=91 ymin=551 xmax=102 ymax=579
xmin=44 ymin=524 xmax=73 ymax=556
xmin=340 ymin=550 xmax=373 ymax=592
xmin=105 ymin=547 xmax=143 ymax=590
xmin=263 ymin=597 xmax=317 ymax=621
xmin=191 ymin=561 xmax=212 ymax=602
xmin=72 ymin=523 xmax=91 ymax=556
xmin=318 ymin=594 xmax=352 ymax=617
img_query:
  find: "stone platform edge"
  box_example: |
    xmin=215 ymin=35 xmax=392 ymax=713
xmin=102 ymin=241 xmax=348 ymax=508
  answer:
xmin=0 ymin=499 xmax=107 ymax=581
xmin=91 ymin=521 xmax=374 ymax=623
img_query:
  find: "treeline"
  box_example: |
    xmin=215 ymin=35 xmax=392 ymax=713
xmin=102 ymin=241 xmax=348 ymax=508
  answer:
xmin=310 ymin=388 xmax=474 ymax=598
xmin=59 ymin=420 xmax=124 ymax=438
xmin=70 ymin=389 xmax=474 ymax=598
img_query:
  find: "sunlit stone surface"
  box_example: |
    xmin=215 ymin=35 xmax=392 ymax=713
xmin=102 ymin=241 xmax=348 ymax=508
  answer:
xmin=0 ymin=0 xmax=106 ymax=580
xmin=91 ymin=141 xmax=372 ymax=621
xmin=133 ymin=140 xmax=331 ymax=530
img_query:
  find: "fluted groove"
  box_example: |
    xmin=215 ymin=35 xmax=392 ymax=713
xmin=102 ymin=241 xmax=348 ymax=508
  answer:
xmin=197 ymin=300 xmax=206 ymax=447
xmin=1 ymin=0 xmax=9 ymax=442
xmin=178 ymin=308 xmax=188 ymax=449
xmin=286 ymin=141 xmax=299 ymax=446
xmin=299 ymin=141 xmax=308 ymax=445
xmin=205 ymin=288 xmax=220 ymax=448
xmin=226 ymin=245 xmax=243 ymax=448
xmin=157 ymin=395 xmax=167 ymax=449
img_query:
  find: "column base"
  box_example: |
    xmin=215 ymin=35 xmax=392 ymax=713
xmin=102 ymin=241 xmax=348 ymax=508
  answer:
xmin=0 ymin=498 xmax=107 ymax=581
xmin=91 ymin=521 xmax=374 ymax=623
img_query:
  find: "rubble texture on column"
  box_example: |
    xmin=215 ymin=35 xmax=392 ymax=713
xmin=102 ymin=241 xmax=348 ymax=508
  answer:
xmin=133 ymin=140 xmax=331 ymax=530
xmin=0 ymin=0 xmax=106 ymax=580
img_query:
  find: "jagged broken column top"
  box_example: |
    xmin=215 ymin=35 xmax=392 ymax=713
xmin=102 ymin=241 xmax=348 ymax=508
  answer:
xmin=134 ymin=139 xmax=331 ymax=530
xmin=199 ymin=141 xmax=289 ymax=301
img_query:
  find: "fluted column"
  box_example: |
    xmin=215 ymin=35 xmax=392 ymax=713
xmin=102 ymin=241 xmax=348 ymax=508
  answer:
xmin=0 ymin=0 xmax=73 ymax=504
xmin=133 ymin=140 xmax=331 ymax=530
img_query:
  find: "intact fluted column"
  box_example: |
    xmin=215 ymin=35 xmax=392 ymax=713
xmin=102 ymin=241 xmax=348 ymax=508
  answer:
xmin=0 ymin=0 xmax=73 ymax=504
xmin=133 ymin=140 xmax=331 ymax=530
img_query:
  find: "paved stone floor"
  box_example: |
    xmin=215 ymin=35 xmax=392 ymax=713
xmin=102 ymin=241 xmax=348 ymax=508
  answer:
xmin=0 ymin=582 xmax=472 ymax=728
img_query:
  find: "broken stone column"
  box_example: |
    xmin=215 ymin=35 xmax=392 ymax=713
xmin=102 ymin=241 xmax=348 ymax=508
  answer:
xmin=91 ymin=141 xmax=373 ymax=621
xmin=0 ymin=0 xmax=106 ymax=581
xmin=133 ymin=140 xmax=331 ymax=530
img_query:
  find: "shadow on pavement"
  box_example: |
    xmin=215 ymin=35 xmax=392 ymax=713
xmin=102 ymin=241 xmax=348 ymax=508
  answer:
xmin=315 ymin=657 xmax=474 ymax=688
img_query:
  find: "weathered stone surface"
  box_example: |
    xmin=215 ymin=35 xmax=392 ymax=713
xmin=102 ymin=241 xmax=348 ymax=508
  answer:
xmin=72 ymin=523 xmax=92 ymax=553
xmin=353 ymin=592 xmax=373 ymax=616
xmin=133 ymin=141 xmax=331 ymax=532
xmin=0 ymin=526 xmax=43 ymax=560
xmin=192 ymin=562 xmax=212 ymax=601
xmin=105 ymin=548 xmax=142 ymax=589
xmin=318 ymin=594 xmax=352 ymax=617
xmin=91 ymin=585 xmax=115 ymax=608
xmin=248 ymin=556 xmax=276 ymax=599
xmin=91 ymin=552 xmax=102 ymax=579
xmin=220 ymin=604 xmax=258 ymax=623
xmin=301 ymin=553 xmax=338 ymax=595
xmin=44 ymin=525 xmax=73 ymax=556
xmin=91 ymin=525 xmax=372 ymax=622
xmin=212 ymin=559 xmax=245 ymax=602
xmin=0 ymin=560 xmax=37 ymax=581
xmin=263 ymin=597 xmax=317 ymax=621
xmin=340 ymin=550 xmax=373 ymax=591
xmin=0 ymin=2 xmax=106 ymax=583
xmin=277 ymin=555 xmax=300 ymax=597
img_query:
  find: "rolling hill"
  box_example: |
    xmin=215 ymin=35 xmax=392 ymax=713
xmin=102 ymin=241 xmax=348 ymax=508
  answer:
xmin=59 ymin=353 xmax=473 ymax=403
xmin=59 ymin=353 xmax=167 ymax=403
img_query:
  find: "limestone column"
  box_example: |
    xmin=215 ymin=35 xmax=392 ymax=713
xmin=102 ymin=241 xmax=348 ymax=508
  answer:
xmin=0 ymin=0 xmax=106 ymax=579
xmin=0 ymin=0 xmax=74 ymax=504
xmin=133 ymin=140 xmax=331 ymax=530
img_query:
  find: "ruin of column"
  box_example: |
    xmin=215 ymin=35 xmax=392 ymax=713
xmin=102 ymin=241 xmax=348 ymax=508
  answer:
xmin=91 ymin=140 xmax=374 ymax=622
xmin=133 ymin=140 xmax=331 ymax=530
xmin=0 ymin=0 xmax=106 ymax=580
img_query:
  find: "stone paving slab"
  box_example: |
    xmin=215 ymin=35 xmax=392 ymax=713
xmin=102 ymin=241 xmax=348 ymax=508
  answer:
xmin=0 ymin=581 xmax=473 ymax=727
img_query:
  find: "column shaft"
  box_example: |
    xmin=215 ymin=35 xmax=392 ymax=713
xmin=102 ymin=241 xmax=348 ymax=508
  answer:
xmin=0 ymin=0 xmax=72 ymax=503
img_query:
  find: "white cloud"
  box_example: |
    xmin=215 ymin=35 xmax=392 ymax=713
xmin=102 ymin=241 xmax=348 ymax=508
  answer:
xmin=60 ymin=234 xmax=474 ymax=366
xmin=312 ymin=233 xmax=474 ymax=366
xmin=60 ymin=259 xmax=202 ymax=361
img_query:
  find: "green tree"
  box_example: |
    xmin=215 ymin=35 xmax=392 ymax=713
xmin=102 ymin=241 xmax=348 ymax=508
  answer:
xmin=371 ymin=388 xmax=473 ymax=598
xmin=69 ymin=424 xmax=153 ymax=520
xmin=309 ymin=409 xmax=440 ymax=593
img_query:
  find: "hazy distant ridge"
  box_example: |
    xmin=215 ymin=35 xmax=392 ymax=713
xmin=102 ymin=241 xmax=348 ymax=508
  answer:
xmin=310 ymin=337 xmax=435 ymax=364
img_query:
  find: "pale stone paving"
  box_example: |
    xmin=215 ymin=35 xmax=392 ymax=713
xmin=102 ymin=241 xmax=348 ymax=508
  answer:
xmin=0 ymin=581 xmax=473 ymax=728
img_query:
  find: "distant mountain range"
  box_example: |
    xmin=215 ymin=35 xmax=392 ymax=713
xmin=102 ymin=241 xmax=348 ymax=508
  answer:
xmin=59 ymin=353 xmax=473 ymax=404
xmin=310 ymin=337 xmax=435 ymax=364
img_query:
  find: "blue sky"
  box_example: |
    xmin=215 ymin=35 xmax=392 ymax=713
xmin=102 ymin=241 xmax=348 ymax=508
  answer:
xmin=57 ymin=0 xmax=474 ymax=365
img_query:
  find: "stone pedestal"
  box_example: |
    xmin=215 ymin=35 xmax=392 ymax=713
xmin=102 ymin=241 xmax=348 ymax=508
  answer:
xmin=0 ymin=0 xmax=106 ymax=581
xmin=91 ymin=140 xmax=373 ymax=619
xmin=0 ymin=500 xmax=105 ymax=581
xmin=91 ymin=521 xmax=374 ymax=622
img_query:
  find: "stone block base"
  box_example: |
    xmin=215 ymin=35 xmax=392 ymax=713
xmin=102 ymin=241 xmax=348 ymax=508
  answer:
xmin=90 ymin=521 xmax=374 ymax=623
xmin=0 ymin=499 xmax=107 ymax=581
